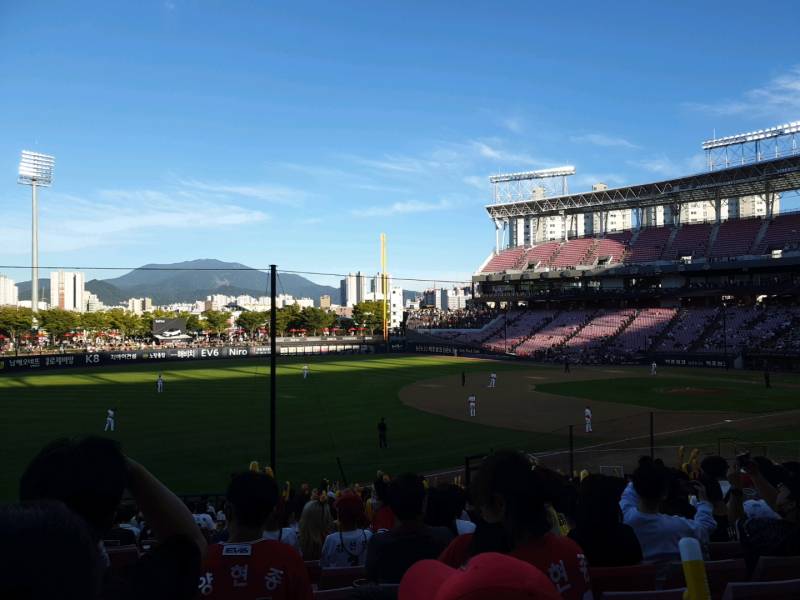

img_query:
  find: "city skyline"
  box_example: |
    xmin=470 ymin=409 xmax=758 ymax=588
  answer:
xmin=2 ymin=2 xmax=800 ymax=289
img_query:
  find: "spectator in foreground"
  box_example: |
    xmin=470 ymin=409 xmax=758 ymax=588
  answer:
xmin=620 ymin=457 xmax=716 ymax=562
xmin=400 ymin=552 xmax=561 ymax=600
xmin=728 ymin=460 xmax=800 ymax=572
xmin=321 ymin=491 xmax=373 ymax=568
xmin=369 ymin=475 xmax=396 ymax=533
xmin=438 ymin=450 xmax=591 ymax=600
xmin=366 ymin=473 xmax=453 ymax=583
xmin=200 ymin=471 xmax=312 ymax=599
xmin=0 ymin=501 xmax=102 ymax=600
xmin=425 ymin=483 xmax=476 ymax=537
xmin=298 ymin=493 xmax=334 ymax=560
xmin=19 ymin=436 xmax=205 ymax=600
xmin=568 ymin=474 xmax=642 ymax=567
xmin=263 ymin=499 xmax=302 ymax=554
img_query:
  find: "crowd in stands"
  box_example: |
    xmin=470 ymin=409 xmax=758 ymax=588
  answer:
xmin=418 ymin=304 xmax=800 ymax=361
xmin=404 ymin=307 xmax=497 ymax=331
xmin=8 ymin=436 xmax=800 ymax=599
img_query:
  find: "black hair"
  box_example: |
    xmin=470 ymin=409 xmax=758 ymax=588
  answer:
xmin=631 ymin=458 xmax=669 ymax=503
xmin=226 ymin=471 xmax=279 ymax=529
xmin=387 ymin=473 xmax=425 ymax=521
xmin=424 ymin=484 xmax=464 ymax=537
xmin=0 ymin=501 xmax=101 ymax=600
xmin=753 ymin=456 xmax=790 ymax=488
xmin=19 ymin=436 xmax=127 ymax=539
xmin=373 ymin=477 xmax=390 ymax=503
xmin=574 ymin=474 xmax=626 ymax=531
xmin=470 ymin=450 xmax=550 ymax=543
xmin=700 ymin=456 xmax=729 ymax=480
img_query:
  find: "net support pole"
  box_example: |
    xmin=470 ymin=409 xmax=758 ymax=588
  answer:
xmin=650 ymin=412 xmax=655 ymax=459
xmin=270 ymin=264 xmax=277 ymax=475
xmin=568 ymin=425 xmax=574 ymax=481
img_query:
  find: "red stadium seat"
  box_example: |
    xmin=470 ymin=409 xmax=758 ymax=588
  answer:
xmin=305 ymin=560 xmax=322 ymax=584
xmin=751 ymin=555 xmax=800 ymax=582
xmin=106 ymin=544 xmax=140 ymax=568
xmin=590 ymin=564 xmax=657 ymax=597
xmin=602 ymin=590 xmax=685 ymax=600
xmin=318 ymin=566 xmax=367 ymax=590
xmin=722 ymin=578 xmax=800 ymax=600
xmin=663 ymin=559 xmax=746 ymax=600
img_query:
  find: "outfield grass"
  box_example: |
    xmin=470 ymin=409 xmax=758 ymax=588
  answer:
xmin=0 ymin=354 xmax=558 ymax=501
xmin=536 ymin=373 xmax=800 ymax=413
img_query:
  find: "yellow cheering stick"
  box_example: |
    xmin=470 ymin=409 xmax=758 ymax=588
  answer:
xmin=679 ymin=537 xmax=710 ymax=600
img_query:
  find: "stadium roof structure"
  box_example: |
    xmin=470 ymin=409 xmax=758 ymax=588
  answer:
xmin=485 ymin=154 xmax=800 ymax=220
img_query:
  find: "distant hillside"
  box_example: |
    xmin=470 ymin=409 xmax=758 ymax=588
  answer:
xmin=18 ymin=259 xmax=341 ymax=307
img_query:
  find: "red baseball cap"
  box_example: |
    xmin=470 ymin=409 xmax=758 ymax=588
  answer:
xmin=399 ymin=553 xmax=561 ymax=600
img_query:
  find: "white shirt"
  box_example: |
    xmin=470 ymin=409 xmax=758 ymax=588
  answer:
xmin=263 ymin=527 xmax=301 ymax=554
xmin=107 ymin=409 xmax=115 ymax=419
xmin=744 ymin=498 xmax=781 ymax=520
xmin=620 ymin=482 xmax=717 ymax=562
xmin=468 ymin=395 xmax=476 ymax=406
xmin=193 ymin=513 xmax=216 ymax=531
xmin=320 ymin=529 xmax=372 ymax=568
xmin=584 ymin=409 xmax=592 ymax=420
xmin=456 ymin=519 xmax=476 ymax=535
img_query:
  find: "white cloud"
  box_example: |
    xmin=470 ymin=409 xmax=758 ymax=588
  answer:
xmin=627 ymin=152 xmax=706 ymax=178
xmin=177 ymin=179 xmax=306 ymax=206
xmin=570 ymin=133 xmax=639 ymax=149
xmin=501 ymin=116 xmax=524 ymax=134
xmin=463 ymin=175 xmax=488 ymax=190
xmin=351 ymin=199 xmax=451 ymax=218
xmin=0 ymin=187 xmax=269 ymax=256
xmin=685 ymin=66 xmax=800 ymax=118
xmin=470 ymin=141 xmax=540 ymax=165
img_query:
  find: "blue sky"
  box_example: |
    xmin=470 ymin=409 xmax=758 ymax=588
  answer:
xmin=1 ymin=1 xmax=799 ymax=290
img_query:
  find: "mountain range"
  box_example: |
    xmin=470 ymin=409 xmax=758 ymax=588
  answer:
xmin=18 ymin=259 xmax=340 ymax=307
xmin=17 ymin=259 xmax=422 ymax=308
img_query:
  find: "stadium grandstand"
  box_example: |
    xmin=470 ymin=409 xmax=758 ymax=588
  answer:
xmin=409 ymin=121 xmax=800 ymax=370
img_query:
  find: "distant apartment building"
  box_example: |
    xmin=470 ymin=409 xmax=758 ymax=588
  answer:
xmin=50 ymin=271 xmax=85 ymax=312
xmin=84 ymin=292 xmax=105 ymax=313
xmin=127 ymin=297 xmax=153 ymax=314
xmin=0 ymin=275 xmax=18 ymax=306
xmin=339 ymin=271 xmax=368 ymax=307
xmin=320 ymin=294 xmax=332 ymax=309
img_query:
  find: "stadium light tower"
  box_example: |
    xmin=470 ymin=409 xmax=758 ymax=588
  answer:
xmin=18 ymin=150 xmax=55 ymax=314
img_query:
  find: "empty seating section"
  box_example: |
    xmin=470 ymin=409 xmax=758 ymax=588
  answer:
xmin=481 ymin=247 xmax=526 ymax=273
xmin=608 ymin=308 xmax=677 ymax=354
xmin=655 ymin=308 xmax=718 ymax=352
xmin=591 ymin=237 xmax=628 ymax=264
xmin=663 ymin=223 xmax=712 ymax=260
xmin=525 ymin=241 xmax=561 ymax=267
xmin=711 ymin=218 xmax=762 ymax=259
xmin=515 ymin=310 xmax=589 ymax=356
xmin=757 ymin=212 xmax=800 ymax=253
xmin=627 ymin=227 xmax=672 ymax=263
xmin=551 ymin=238 xmax=594 ymax=268
xmin=565 ymin=309 xmax=635 ymax=351
xmin=483 ymin=311 xmax=555 ymax=352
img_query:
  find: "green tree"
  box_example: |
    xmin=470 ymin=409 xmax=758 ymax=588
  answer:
xmin=79 ymin=311 xmax=110 ymax=343
xmin=202 ymin=310 xmax=231 ymax=338
xmin=179 ymin=311 xmax=202 ymax=334
xmin=299 ymin=306 xmax=336 ymax=335
xmin=236 ymin=310 xmax=267 ymax=337
xmin=352 ymin=300 xmax=385 ymax=334
xmin=0 ymin=306 xmax=33 ymax=353
xmin=106 ymin=308 xmax=141 ymax=340
xmin=38 ymin=308 xmax=80 ymax=343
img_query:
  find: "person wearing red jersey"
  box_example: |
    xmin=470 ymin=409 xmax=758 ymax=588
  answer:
xmin=438 ymin=450 xmax=593 ymax=600
xmin=199 ymin=471 xmax=312 ymax=600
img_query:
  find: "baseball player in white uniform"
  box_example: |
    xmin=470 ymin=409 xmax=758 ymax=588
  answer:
xmin=303 ymin=365 xmax=309 ymax=379
xmin=468 ymin=394 xmax=477 ymax=418
xmin=651 ymin=361 xmax=657 ymax=376
xmin=157 ymin=374 xmax=164 ymax=393
xmin=584 ymin=406 xmax=593 ymax=433
xmin=104 ymin=408 xmax=116 ymax=432
xmin=488 ymin=372 xmax=496 ymax=388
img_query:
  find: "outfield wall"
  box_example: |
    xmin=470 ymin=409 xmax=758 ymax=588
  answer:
xmin=0 ymin=341 xmax=382 ymax=373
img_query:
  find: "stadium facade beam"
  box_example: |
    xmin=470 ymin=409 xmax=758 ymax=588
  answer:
xmin=485 ymin=155 xmax=800 ymax=220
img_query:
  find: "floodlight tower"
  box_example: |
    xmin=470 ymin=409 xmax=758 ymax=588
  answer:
xmin=18 ymin=151 xmax=55 ymax=314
